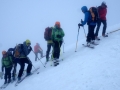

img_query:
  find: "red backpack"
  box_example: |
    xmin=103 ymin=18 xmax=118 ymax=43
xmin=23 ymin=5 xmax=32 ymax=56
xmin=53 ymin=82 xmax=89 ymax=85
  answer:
xmin=44 ymin=27 xmax=52 ymax=41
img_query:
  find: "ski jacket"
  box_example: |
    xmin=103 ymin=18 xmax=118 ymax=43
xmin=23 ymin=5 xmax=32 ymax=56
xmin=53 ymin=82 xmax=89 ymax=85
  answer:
xmin=52 ymin=26 xmax=65 ymax=42
xmin=81 ymin=6 xmax=96 ymax=26
xmin=18 ymin=42 xmax=32 ymax=58
xmin=34 ymin=44 xmax=42 ymax=53
xmin=98 ymin=6 xmax=107 ymax=20
xmin=1 ymin=56 xmax=13 ymax=70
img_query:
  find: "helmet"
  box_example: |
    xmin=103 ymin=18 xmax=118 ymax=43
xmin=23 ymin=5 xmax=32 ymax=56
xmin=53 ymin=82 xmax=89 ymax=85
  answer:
xmin=26 ymin=39 xmax=31 ymax=46
xmin=2 ymin=51 xmax=7 ymax=55
xmin=55 ymin=21 xmax=60 ymax=28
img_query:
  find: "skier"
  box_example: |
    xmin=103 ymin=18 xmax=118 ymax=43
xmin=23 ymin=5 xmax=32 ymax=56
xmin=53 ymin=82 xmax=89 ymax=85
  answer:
xmin=17 ymin=39 xmax=32 ymax=81
xmin=78 ymin=6 xmax=97 ymax=46
xmin=52 ymin=21 xmax=65 ymax=66
xmin=1 ymin=51 xmax=13 ymax=84
xmin=44 ymin=27 xmax=54 ymax=63
xmin=34 ymin=43 xmax=43 ymax=61
xmin=95 ymin=2 xmax=108 ymax=39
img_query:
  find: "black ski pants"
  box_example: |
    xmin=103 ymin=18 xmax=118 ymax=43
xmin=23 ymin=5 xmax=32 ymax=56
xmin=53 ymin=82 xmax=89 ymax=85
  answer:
xmin=4 ymin=67 xmax=12 ymax=81
xmin=46 ymin=43 xmax=54 ymax=59
xmin=95 ymin=19 xmax=107 ymax=36
xmin=86 ymin=25 xmax=96 ymax=43
xmin=53 ymin=41 xmax=62 ymax=59
xmin=18 ymin=57 xmax=32 ymax=78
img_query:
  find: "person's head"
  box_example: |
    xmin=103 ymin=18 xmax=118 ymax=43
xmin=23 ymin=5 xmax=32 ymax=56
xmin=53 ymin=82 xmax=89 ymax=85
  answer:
xmin=101 ymin=1 xmax=107 ymax=8
xmin=55 ymin=21 xmax=60 ymax=28
xmin=2 ymin=50 xmax=7 ymax=57
xmin=36 ymin=43 xmax=40 ymax=46
xmin=81 ymin=6 xmax=88 ymax=13
xmin=26 ymin=39 xmax=31 ymax=46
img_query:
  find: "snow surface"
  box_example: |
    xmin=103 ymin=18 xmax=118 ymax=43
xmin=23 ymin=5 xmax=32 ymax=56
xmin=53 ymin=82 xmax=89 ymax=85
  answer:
xmin=0 ymin=0 xmax=120 ymax=90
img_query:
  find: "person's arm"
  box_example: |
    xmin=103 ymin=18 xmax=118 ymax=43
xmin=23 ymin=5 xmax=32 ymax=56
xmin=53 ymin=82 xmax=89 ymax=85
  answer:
xmin=82 ymin=12 xmax=89 ymax=26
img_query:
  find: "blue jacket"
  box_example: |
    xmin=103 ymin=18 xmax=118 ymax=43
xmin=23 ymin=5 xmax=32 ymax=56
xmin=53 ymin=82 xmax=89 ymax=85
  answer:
xmin=81 ymin=6 xmax=96 ymax=26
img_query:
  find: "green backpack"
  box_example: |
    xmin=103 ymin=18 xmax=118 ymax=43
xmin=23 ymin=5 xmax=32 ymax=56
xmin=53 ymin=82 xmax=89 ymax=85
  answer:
xmin=2 ymin=56 xmax=13 ymax=68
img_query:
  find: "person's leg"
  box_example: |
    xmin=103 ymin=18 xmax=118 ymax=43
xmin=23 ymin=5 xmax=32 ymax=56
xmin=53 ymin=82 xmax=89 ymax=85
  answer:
xmin=91 ymin=25 xmax=96 ymax=41
xmin=102 ymin=20 xmax=107 ymax=36
xmin=12 ymin=62 xmax=17 ymax=80
xmin=46 ymin=43 xmax=52 ymax=62
xmin=18 ymin=59 xmax=25 ymax=79
xmin=4 ymin=68 xmax=7 ymax=84
xmin=56 ymin=41 xmax=63 ymax=59
xmin=7 ymin=67 xmax=12 ymax=83
xmin=25 ymin=57 xmax=32 ymax=75
xmin=39 ymin=51 xmax=43 ymax=58
xmin=95 ymin=20 xmax=101 ymax=37
xmin=86 ymin=25 xmax=92 ymax=44
xmin=53 ymin=41 xmax=59 ymax=59
xmin=35 ymin=52 xmax=38 ymax=61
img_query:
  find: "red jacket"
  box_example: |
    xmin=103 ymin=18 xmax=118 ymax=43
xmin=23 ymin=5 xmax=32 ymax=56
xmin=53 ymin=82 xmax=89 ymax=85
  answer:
xmin=34 ymin=44 xmax=42 ymax=53
xmin=98 ymin=6 xmax=107 ymax=20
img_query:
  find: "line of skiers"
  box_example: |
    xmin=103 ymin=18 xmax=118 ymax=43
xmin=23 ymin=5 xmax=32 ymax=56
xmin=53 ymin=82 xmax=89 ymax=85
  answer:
xmin=1 ymin=1 xmax=107 ymax=85
xmin=78 ymin=2 xmax=107 ymax=46
xmin=1 ymin=21 xmax=65 ymax=84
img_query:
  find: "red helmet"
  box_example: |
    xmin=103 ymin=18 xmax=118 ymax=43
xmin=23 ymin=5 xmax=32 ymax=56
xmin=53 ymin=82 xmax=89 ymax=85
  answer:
xmin=55 ymin=21 xmax=60 ymax=28
xmin=2 ymin=51 xmax=7 ymax=55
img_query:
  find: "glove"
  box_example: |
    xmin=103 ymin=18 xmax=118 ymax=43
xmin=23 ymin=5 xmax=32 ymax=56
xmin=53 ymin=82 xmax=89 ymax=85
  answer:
xmin=57 ymin=35 xmax=62 ymax=38
xmin=81 ymin=19 xmax=83 ymax=23
xmin=78 ymin=23 xmax=83 ymax=27
xmin=28 ymin=46 xmax=32 ymax=51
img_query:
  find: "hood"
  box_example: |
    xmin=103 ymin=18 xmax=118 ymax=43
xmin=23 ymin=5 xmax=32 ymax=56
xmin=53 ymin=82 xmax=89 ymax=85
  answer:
xmin=81 ymin=6 xmax=88 ymax=13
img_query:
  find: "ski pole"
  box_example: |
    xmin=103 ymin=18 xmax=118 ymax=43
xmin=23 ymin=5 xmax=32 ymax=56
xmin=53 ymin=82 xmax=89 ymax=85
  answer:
xmin=32 ymin=50 xmax=46 ymax=68
xmin=81 ymin=19 xmax=87 ymax=38
xmin=75 ymin=27 xmax=80 ymax=52
xmin=37 ymin=57 xmax=46 ymax=68
xmin=63 ymin=40 xmax=65 ymax=53
xmin=83 ymin=26 xmax=87 ymax=38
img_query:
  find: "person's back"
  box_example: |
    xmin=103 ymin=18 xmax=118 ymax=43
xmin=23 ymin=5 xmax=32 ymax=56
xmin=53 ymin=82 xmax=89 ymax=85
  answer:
xmin=98 ymin=3 xmax=107 ymax=20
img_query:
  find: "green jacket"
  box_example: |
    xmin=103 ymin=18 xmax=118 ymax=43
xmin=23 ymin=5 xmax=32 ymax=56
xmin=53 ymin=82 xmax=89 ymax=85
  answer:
xmin=2 ymin=56 xmax=13 ymax=68
xmin=52 ymin=26 xmax=65 ymax=42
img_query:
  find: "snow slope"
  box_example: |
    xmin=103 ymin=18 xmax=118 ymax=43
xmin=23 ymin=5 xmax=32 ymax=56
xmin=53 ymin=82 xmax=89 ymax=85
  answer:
xmin=0 ymin=26 xmax=120 ymax=90
xmin=1 ymin=0 xmax=120 ymax=90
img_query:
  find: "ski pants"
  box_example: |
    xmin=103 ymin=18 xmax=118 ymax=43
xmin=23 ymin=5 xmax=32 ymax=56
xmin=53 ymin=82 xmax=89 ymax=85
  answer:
xmin=46 ymin=43 xmax=54 ymax=59
xmin=12 ymin=58 xmax=20 ymax=78
xmin=35 ymin=50 xmax=43 ymax=61
xmin=53 ymin=41 xmax=62 ymax=59
xmin=4 ymin=67 xmax=12 ymax=81
xmin=86 ymin=25 xmax=96 ymax=43
xmin=95 ymin=19 xmax=107 ymax=36
xmin=18 ymin=57 xmax=32 ymax=78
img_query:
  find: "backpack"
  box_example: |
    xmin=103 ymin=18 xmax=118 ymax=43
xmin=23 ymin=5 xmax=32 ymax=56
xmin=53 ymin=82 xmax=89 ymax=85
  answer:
xmin=88 ymin=7 xmax=98 ymax=23
xmin=14 ymin=44 xmax=21 ymax=58
xmin=44 ymin=27 xmax=52 ymax=41
xmin=2 ymin=56 xmax=13 ymax=68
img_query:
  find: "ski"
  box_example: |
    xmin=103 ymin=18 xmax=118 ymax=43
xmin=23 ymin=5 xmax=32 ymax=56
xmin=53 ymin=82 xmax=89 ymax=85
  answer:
xmin=91 ymin=42 xmax=99 ymax=45
xmin=0 ymin=83 xmax=9 ymax=89
xmin=82 ymin=44 xmax=94 ymax=49
xmin=15 ymin=67 xmax=40 ymax=86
